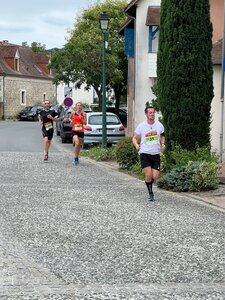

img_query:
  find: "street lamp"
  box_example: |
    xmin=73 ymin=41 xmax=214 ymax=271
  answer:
xmin=99 ymin=12 xmax=109 ymax=147
xmin=2 ymin=72 xmax=6 ymax=120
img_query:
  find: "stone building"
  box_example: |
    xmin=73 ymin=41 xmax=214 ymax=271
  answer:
xmin=0 ymin=40 xmax=55 ymax=119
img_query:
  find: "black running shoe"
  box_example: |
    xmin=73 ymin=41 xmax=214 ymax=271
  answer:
xmin=148 ymin=192 xmax=155 ymax=201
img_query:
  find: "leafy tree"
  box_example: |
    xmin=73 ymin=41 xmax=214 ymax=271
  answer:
xmin=31 ymin=42 xmax=46 ymax=52
xmin=50 ymin=48 xmax=72 ymax=86
xmin=157 ymin=0 xmax=214 ymax=152
xmin=50 ymin=0 xmax=127 ymax=110
xmin=22 ymin=41 xmax=46 ymax=52
xmin=22 ymin=42 xmax=29 ymax=48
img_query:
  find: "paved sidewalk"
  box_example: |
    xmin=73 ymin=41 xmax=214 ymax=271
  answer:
xmin=187 ymin=162 xmax=225 ymax=210
xmin=186 ymin=184 xmax=225 ymax=211
xmin=1 ymin=153 xmax=225 ymax=299
xmin=102 ymin=160 xmax=225 ymax=211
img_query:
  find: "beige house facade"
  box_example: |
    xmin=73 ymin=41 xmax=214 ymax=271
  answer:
xmin=56 ymin=82 xmax=95 ymax=107
xmin=0 ymin=41 xmax=55 ymax=119
xmin=210 ymin=0 xmax=225 ymax=161
xmin=120 ymin=0 xmax=160 ymax=136
xmin=121 ymin=0 xmax=225 ymax=161
xmin=210 ymin=0 xmax=223 ymax=43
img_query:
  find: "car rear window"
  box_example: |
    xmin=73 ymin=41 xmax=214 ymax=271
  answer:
xmin=88 ymin=114 xmax=120 ymax=125
xmin=64 ymin=111 xmax=71 ymax=118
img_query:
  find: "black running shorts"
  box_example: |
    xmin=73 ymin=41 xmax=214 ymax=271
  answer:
xmin=72 ymin=131 xmax=84 ymax=138
xmin=140 ymin=153 xmax=160 ymax=171
xmin=42 ymin=128 xmax=54 ymax=140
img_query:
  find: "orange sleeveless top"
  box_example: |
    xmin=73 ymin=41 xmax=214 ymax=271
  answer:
xmin=72 ymin=113 xmax=84 ymax=132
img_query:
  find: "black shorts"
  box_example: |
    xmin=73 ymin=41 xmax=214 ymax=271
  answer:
xmin=140 ymin=153 xmax=160 ymax=171
xmin=42 ymin=128 xmax=54 ymax=140
xmin=72 ymin=131 xmax=84 ymax=138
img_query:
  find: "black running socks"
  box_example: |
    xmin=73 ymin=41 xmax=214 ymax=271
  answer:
xmin=145 ymin=180 xmax=154 ymax=194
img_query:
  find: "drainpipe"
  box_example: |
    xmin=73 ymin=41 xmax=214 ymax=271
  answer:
xmin=220 ymin=1 xmax=225 ymax=163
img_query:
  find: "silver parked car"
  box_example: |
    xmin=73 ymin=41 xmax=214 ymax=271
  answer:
xmin=83 ymin=112 xmax=125 ymax=147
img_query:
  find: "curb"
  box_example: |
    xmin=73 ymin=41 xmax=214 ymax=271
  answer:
xmin=98 ymin=160 xmax=225 ymax=212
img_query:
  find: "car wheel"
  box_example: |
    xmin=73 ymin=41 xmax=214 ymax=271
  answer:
xmin=82 ymin=143 xmax=88 ymax=150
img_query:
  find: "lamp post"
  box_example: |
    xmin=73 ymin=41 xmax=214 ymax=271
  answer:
xmin=2 ymin=72 xmax=6 ymax=120
xmin=220 ymin=1 xmax=225 ymax=162
xmin=99 ymin=12 xmax=109 ymax=147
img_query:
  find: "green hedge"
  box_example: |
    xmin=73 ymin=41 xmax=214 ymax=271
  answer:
xmin=115 ymin=137 xmax=139 ymax=170
xmin=157 ymin=161 xmax=219 ymax=192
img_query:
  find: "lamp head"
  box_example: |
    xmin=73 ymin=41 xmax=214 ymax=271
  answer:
xmin=99 ymin=12 xmax=109 ymax=32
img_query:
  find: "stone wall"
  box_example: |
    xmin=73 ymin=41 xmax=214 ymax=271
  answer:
xmin=3 ymin=76 xmax=56 ymax=118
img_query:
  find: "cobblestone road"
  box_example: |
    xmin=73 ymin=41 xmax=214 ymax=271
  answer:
xmin=0 ymin=151 xmax=225 ymax=299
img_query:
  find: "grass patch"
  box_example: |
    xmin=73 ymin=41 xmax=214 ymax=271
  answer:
xmin=81 ymin=145 xmax=116 ymax=161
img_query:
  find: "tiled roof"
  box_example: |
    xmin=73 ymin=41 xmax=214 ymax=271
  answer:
xmin=125 ymin=0 xmax=138 ymax=11
xmin=124 ymin=0 xmax=139 ymax=17
xmin=121 ymin=3 xmax=160 ymax=34
xmin=146 ymin=7 xmax=160 ymax=26
xmin=212 ymin=39 xmax=222 ymax=65
xmin=0 ymin=41 xmax=52 ymax=79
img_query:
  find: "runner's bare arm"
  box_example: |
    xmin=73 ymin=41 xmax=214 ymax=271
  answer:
xmin=160 ymin=133 xmax=166 ymax=153
xmin=38 ymin=114 xmax=42 ymax=125
xmin=132 ymin=133 xmax=140 ymax=151
xmin=82 ymin=112 xmax=87 ymax=125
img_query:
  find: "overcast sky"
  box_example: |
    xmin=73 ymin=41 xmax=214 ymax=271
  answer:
xmin=0 ymin=0 xmax=96 ymax=49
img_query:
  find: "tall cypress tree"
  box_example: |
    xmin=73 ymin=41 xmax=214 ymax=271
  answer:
xmin=157 ymin=0 xmax=213 ymax=151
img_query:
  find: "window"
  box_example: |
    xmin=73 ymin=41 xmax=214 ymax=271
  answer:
xmin=43 ymin=93 xmax=46 ymax=101
xmin=21 ymin=90 xmax=26 ymax=105
xmin=146 ymin=7 xmax=160 ymax=53
xmin=88 ymin=114 xmax=120 ymax=125
xmin=14 ymin=49 xmax=20 ymax=71
xmin=148 ymin=26 xmax=159 ymax=53
xmin=15 ymin=58 xmax=19 ymax=71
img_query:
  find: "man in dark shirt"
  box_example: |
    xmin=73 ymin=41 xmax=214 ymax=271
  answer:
xmin=38 ymin=100 xmax=59 ymax=161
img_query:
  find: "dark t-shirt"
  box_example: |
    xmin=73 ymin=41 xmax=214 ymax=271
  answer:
xmin=39 ymin=109 xmax=58 ymax=131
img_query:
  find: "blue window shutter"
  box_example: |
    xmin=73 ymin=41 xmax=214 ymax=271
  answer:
xmin=149 ymin=26 xmax=153 ymax=53
xmin=124 ymin=28 xmax=134 ymax=57
xmin=148 ymin=26 xmax=159 ymax=53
